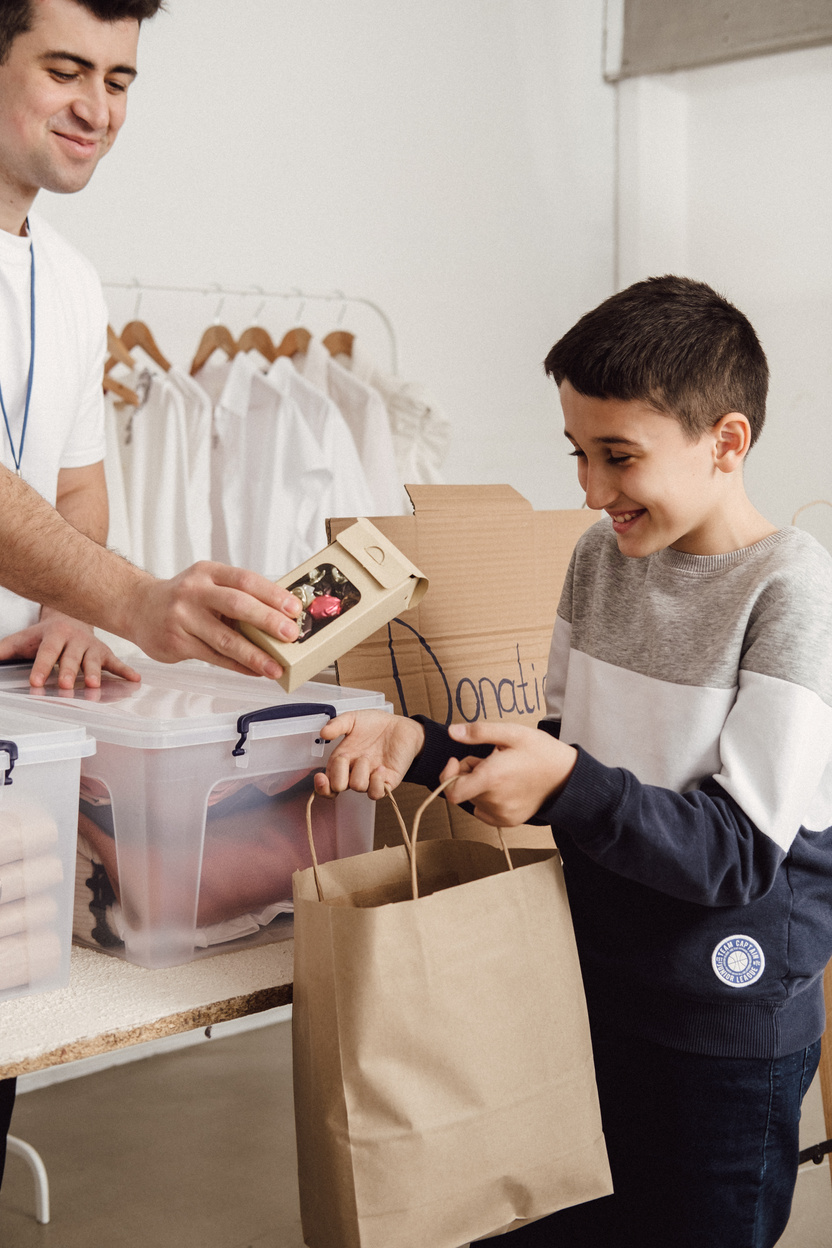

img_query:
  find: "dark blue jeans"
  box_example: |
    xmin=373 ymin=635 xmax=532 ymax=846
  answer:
xmin=486 ymin=1028 xmax=821 ymax=1248
xmin=0 ymin=1077 xmax=15 ymax=1189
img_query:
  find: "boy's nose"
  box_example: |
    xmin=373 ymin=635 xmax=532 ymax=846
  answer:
xmin=582 ymin=466 xmax=617 ymax=511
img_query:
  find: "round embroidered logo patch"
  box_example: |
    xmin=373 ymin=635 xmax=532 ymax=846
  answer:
xmin=711 ymin=935 xmax=765 ymax=988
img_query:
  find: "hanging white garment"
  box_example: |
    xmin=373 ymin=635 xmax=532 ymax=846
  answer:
xmin=191 ymin=351 xmax=233 ymax=565
xmin=266 ymin=356 xmax=375 ymax=521
xmin=112 ymin=350 xmax=204 ymax=578
xmin=167 ymin=365 xmax=213 ymax=564
xmin=295 ymin=336 xmax=407 ymax=515
xmin=102 ymin=390 xmax=132 ymax=560
xmin=346 ymin=339 xmax=450 ymax=488
xmin=212 ymin=352 xmax=332 ymax=577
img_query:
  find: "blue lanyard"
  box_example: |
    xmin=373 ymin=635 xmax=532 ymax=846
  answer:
xmin=0 ymin=227 xmax=35 ymax=477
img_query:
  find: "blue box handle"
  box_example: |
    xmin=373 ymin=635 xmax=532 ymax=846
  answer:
xmin=232 ymin=703 xmax=337 ymax=759
xmin=0 ymin=739 xmax=18 ymax=786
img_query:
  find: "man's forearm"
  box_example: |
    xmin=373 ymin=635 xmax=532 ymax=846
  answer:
xmin=0 ymin=464 xmax=305 ymax=678
xmin=1 ymin=465 xmax=147 ymax=635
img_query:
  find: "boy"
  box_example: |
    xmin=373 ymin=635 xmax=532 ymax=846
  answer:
xmin=313 ymin=275 xmax=832 ymax=1248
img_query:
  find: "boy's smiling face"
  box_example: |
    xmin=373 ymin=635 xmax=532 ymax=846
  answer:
xmin=560 ymin=379 xmax=748 ymax=558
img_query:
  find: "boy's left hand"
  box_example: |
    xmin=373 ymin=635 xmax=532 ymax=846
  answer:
xmin=441 ymin=723 xmax=578 ymax=827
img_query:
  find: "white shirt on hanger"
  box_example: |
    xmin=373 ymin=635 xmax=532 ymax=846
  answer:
xmin=191 ymin=350 xmax=233 ymax=565
xmin=296 ymin=336 xmax=407 ymax=515
xmin=167 ymin=365 xmax=213 ymax=564
xmin=212 ymin=352 xmax=333 ymax=577
xmin=266 ymin=356 xmax=376 ymax=521
xmin=347 ymin=339 xmax=450 ymax=489
xmin=112 ymin=349 xmax=204 ymax=578
xmin=102 ymin=389 xmax=132 ymax=560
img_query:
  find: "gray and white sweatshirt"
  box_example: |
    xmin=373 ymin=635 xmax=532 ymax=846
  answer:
xmin=408 ymin=520 xmax=832 ymax=1058
xmin=536 ymin=520 xmax=832 ymax=1058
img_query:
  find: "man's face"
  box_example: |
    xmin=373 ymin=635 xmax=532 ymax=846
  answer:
xmin=0 ymin=0 xmax=138 ymax=219
xmin=560 ymin=379 xmax=735 ymax=558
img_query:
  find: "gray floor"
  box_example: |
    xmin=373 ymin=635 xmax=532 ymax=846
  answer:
xmin=0 ymin=1023 xmax=305 ymax=1248
xmin=1 ymin=1019 xmax=830 ymax=1246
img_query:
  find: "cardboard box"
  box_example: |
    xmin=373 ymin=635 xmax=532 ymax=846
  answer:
xmin=239 ymin=519 xmax=428 ymax=694
xmin=330 ymin=486 xmax=600 ymax=849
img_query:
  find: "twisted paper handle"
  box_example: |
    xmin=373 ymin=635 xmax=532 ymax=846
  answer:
xmin=305 ymin=779 xmax=513 ymax=904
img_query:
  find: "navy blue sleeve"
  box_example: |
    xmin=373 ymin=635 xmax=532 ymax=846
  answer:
xmin=534 ymin=745 xmax=785 ymax=908
xmin=403 ymin=715 xmax=493 ymax=809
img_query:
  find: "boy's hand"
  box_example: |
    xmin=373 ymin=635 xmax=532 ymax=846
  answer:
xmin=441 ymin=723 xmax=578 ymax=827
xmin=314 ymin=711 xmax=425 ymax=800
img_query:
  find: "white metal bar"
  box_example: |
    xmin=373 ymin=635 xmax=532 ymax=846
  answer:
xmin=101 ymin=281 xmax=399 ymax=374
xmin=7 ymin=1135 xmax=50 ymax=1224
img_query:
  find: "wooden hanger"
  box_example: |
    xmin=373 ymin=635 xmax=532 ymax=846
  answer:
xmin=275 ymin=327 xmax=312 ymax=358
xmin=102 ymin=324 xmax=140 ymax=405
xmin=102 ymin=374 xmax=140 ymax=407
xmin=235 ymin=325 xmax=276 ymax=362
xmin=106 ymin=324 xmax=136 ymax=371
xmin=120 ymin=320 xmax=172 ymax=373
xmin=189 ymin=323 xmax=237 ymax=376
xmin=323 ymin=330 xmax=354 ymax=358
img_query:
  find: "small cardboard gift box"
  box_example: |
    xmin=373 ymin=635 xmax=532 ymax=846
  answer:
xmin=239 ymin=518 xmax=429 ymax=694
xmin=329 ymin=485 xmax=600 ymax=850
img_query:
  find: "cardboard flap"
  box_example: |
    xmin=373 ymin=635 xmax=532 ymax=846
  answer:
xmin=405 ymin=484 xmax=533 ymax=515
xmin=336 ymin=519 xmax=428 ymax=598
xmin=335 ymin=488 xmax=601 ymax=851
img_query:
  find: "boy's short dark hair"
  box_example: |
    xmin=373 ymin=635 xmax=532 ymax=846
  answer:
xmin=544 ymin=275 xmax=769 ymax=447
xmin=0 ymin=0 xmax=165 ymax=64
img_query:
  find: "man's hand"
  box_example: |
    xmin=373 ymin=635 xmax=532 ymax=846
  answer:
xmin=0 ymin=608 xmax=140 ymax=689
xmin=314 ymin=710 xmax=425 ymax=800
xmin=127 ymin=562 xmax=302 ymax=679
xmin=439 ymin=722 xmax=578 ymax=827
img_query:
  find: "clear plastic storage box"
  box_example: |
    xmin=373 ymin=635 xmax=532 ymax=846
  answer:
xmin=0 ymin=703 xmax=94 ymax=1001
xmin=0 ymin=660 xmax=388 ymax=969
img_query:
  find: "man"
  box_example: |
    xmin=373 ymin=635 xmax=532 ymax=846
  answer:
xmin=0 ymin=0 xmax=301 ymax=690
xmin=0 ymin=0 xmax=301 ymax=1184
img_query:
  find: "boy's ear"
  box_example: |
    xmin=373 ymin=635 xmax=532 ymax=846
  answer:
xmin=712 ymin=413 xmax=752 ymax=473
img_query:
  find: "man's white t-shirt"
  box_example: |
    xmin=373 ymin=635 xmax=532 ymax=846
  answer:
xmin=0 ymin=211 xmax=107 ymax=634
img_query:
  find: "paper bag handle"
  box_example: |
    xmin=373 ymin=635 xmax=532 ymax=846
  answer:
xmin=303 ymin=781 xmax=514 ymax=905
xmin=303 ymin=786 xmax=413 ymax=903
xmin=408 ymin=777 xmax=514 ymax=900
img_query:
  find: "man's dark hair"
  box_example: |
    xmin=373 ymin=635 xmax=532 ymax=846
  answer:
xmin=0 ymin=0 xmax=165 ymax=64
xmin=544 ymin=275 xmax=769 ymax=447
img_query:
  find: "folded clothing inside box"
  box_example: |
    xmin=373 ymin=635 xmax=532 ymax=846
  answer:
xmin=0 ymin=806 xmax=64 ymax=990
xmin=73 ymin=770 xmax=341 ymax=951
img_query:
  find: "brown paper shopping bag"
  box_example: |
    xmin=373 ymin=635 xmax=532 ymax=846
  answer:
xmin=292 ymin=785 xmax=612 ymax=1248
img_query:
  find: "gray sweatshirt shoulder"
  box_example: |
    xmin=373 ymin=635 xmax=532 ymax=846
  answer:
xmin=561 ymin=522 xmax=832 ymax=702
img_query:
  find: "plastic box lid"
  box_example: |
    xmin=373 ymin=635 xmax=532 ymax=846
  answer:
xmin=0 ymin=704 xmax=95 ymax=773
xmin=0 ymin=659 xmax=386 ymax=750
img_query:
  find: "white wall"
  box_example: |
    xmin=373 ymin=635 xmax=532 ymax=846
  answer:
xmin=618 ymin=44 xmax=832 ymax=548
xmin=37 ymin=0 xmax=616 ymax=512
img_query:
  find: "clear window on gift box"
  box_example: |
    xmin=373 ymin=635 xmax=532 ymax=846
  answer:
xmin=288 ymin=564 xmax=361 ymax=644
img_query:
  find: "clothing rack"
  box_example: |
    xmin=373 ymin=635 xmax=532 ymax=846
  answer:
xmin=101 ymin=281 xmax=399 ymax=375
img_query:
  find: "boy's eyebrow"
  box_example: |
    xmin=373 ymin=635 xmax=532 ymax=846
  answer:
xmin=40 ymin=51 xmax=138 ymax=78
xmin=563 ymin=431 xmax=643 ymax=450
xmin=594 ymin=436 xmax=643 ymax=449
